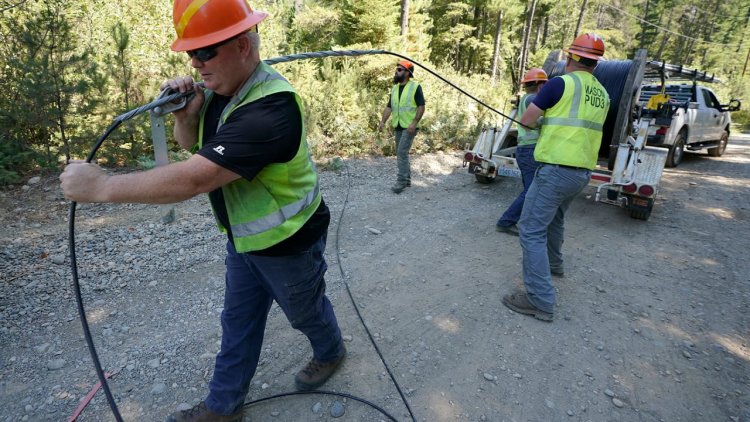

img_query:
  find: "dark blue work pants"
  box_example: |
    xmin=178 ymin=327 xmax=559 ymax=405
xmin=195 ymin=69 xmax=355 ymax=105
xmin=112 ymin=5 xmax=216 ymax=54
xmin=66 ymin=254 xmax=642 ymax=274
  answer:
xmin=206 ymin=235 xmax=343 ymax=414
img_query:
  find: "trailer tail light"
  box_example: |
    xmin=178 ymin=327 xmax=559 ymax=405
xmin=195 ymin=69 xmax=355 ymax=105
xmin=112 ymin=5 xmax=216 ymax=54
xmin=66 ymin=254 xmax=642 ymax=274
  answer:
xmin=622 ymin=183 xmax=637 ymax=193
xmin=655 ymin=127 xmax=668 ymax=135
xmin=638 ymin=185 xmax=655 ymax=196
xmin=464 ymin=152 xmax=486 ymax=164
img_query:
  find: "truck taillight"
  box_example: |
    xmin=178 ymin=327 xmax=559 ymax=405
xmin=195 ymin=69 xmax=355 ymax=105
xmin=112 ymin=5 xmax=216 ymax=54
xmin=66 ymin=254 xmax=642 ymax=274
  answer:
xmin=655 ymin=127 xmax=668 ymax=135
xmin=464 ymin=152 xmax=486 ymax=164
xmin=638 ymin=185 xmax=654 ymax=196
xmin=622 ymin=183 xmax=637 ymax=193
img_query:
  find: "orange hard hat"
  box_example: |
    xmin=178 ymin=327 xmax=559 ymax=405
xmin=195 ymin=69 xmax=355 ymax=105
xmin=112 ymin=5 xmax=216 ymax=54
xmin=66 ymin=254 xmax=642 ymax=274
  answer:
xmin=564 ymin=32 xmax=605 ymax=61
xmin=521 ymin=68 xmax=548 ymax=84
xmin=171 ymin=0 xmax=268 ymax=52
xmin=397 ymin=60 xmax=414 ymax=75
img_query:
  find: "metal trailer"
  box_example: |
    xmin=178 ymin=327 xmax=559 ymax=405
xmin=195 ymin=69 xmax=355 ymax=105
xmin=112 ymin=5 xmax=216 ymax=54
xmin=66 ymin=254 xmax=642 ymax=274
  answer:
xmin=461 ymin=49 xmax=728 ymax=221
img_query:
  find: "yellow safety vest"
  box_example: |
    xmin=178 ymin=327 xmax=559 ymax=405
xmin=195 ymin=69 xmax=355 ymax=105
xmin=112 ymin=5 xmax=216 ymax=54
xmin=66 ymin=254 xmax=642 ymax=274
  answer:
xmin=198 ymin=62 xmax=321 ymax=252
xmin=534 ymin=71 xmax=609 ymax=170
xmin=516 ymin=93 xmax=540 ymax=146
xmin=390 ymin=80 xmax=420 ymax=129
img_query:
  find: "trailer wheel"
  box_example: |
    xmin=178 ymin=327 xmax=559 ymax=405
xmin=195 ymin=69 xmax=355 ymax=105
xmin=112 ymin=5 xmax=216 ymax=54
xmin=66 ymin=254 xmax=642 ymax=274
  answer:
xmin=707 ymin=131 xmax=728 ymax=157
xmin=628 ymin=208 xmax=652 ymax=220
xmin=666 ymin=131 xmax=685 ymax=168
xmin=475 ymin=174 xmax=496 ymax=184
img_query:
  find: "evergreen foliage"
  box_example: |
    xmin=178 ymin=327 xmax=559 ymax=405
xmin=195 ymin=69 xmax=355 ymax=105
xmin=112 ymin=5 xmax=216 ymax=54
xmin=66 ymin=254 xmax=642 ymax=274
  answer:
xmin=1 ymin=0 xmax=749 ymax=185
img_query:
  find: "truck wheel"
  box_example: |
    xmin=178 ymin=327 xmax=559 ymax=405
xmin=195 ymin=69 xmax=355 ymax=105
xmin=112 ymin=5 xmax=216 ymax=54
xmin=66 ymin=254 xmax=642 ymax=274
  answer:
xmin=707 ymin=131 xmax=728 ymax=157
xmin=475 ymin=174 xmax=496 ymax=184
xmin=666 ymin=132 xmax=685 ymax=168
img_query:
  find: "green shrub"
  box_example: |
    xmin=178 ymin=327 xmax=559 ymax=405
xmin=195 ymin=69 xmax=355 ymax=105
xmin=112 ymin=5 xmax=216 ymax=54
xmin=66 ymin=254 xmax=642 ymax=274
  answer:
xmin=275 ymin=53 xmax=513 ymax=161
xmin=0 ymin=136 xmax=34 ymax=185
xmin=731 ymin=110 xmax=750 ymax=132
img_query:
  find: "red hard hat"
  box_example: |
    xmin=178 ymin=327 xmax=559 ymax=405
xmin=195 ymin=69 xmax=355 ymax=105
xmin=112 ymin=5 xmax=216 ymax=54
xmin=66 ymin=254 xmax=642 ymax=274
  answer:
xmin=521 ymin=68 xmax=548 ymax=84
xmin=564 ymin=33 xmax=605 ymax=61
xmin=171 ymin=0 xmax=268 ymax=52
xmin=398 ymin=60 xmax=414 ymax=75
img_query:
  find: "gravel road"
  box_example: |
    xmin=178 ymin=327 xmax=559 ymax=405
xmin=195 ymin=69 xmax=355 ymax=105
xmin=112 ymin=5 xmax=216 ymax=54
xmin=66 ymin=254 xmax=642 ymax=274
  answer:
xmin=1 ymin=136 xmax=748 ymax=421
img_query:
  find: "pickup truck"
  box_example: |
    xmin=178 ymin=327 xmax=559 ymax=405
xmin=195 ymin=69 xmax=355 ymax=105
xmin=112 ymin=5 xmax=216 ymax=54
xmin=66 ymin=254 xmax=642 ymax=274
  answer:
xmin=638 ymin=83 xmax=741 ymax=167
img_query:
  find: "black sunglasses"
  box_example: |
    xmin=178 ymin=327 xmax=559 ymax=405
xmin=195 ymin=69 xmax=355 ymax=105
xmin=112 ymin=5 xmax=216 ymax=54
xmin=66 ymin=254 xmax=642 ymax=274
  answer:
xmin=186 ymin=26 xmax=257 ymax=62
xmin=395 ymin=67 xmax=407 ymax=73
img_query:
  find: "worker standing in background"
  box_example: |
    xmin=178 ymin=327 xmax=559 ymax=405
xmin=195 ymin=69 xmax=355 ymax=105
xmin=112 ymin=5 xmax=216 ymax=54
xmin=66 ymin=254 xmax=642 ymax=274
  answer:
xmin=495 ymin=68 xmax=548 ymax=236
xmin=502 ymin=33 xmax=610 ymax=322
xmin=377 ymin=60 xmax=426 ymax=194
xmin=60 ymin=1 xmax=346 ymax=421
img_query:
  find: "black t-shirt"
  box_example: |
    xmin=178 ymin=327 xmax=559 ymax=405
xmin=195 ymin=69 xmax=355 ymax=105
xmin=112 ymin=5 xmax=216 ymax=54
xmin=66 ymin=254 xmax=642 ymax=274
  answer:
xmin=385 ymin=83 xmax=425 ymax=130
xmin=197 ymin=91 xmax=330 ymax=256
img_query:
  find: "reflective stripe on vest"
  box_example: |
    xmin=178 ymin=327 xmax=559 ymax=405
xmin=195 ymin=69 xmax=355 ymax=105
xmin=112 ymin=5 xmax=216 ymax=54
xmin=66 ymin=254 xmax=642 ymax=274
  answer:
xmin=231 ymin=183 xmax=320 ymax=238
xmin=390 ymin=80 xmax=419 ymax=128
xmin=516 ymin=93 xmax=540 ymax=146
xmin=534 ymin=72 xmax=609 ymax=170
xmin=198 ymin=62 xmax=321 ymax=252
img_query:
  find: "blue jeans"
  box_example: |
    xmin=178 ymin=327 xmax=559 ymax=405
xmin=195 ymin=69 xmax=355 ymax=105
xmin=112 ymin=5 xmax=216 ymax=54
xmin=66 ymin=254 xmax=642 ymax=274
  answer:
xmin=206 ymin=235 xmax=343 ymax=414
xmin=394 ymin=128 xmax=416 ymax=184
xmin=518 ymin=165 xmax=591 ymax=313
xmin=497 ymin=145 xmax=540 ymax=227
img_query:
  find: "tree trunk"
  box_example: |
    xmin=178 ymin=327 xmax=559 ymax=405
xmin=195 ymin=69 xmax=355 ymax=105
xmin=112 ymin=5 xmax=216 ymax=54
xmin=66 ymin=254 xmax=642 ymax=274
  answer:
xmin=700 ymin=12 xmax=715 ymax=65
xmin=400 ymin=0 xmax=409 ymax=38
xmin=518 ymin=0 xmax=538 ymax=88
xmin=532 ymin=18 xmax=542 ymax=52
xmin=468 ymin=3 xmax=482 ymax=72
xmin=491 ymin=9 xmax=504 ymax=82
xmin=573 ymin=0 xmax=588 ymax=39
xmin=654 ymin=12 xmax=673 ymax=61
xmin=654 ymin=32 xmax=670 ymax=62
xmin=735 ymin=6 xmax=750 ymax=53
xmin=542 ymin=16 xmax=548 ymax=47
xmin=453 ymin=16 xmax=461 ymax=70
xmin=672 ymin=12 xmax=692 ymax=64
xmin=681 ymin=13 xmax=700 ymax=64
xmin=639 ymin=0 xmax=650 ymax=50
xmin=507 ymin=54 xmax=518 ymax=88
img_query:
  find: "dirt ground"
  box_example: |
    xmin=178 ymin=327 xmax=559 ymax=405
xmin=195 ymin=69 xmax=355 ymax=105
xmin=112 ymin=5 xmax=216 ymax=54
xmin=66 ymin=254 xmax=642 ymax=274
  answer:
xmin=1 ymin=135 xmax=749 ymax=422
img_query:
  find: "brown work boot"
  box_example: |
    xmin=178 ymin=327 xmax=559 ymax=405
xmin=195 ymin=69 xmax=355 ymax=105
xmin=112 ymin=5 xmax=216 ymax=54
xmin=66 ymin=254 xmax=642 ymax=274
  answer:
xmin=391 ymin=183 xmax=407 ymax=193
xmin=550 ymin=268 xmax=565 ymax=278
xmin=165 ymin=401 xmax=243 ymax=422
xmin=502 ymin=290 xmax=554 ymax=322
xmin=495 ymin=224 xmax=519 ymax=236
xmin=294 ymin=347 xmax=347 ymax=391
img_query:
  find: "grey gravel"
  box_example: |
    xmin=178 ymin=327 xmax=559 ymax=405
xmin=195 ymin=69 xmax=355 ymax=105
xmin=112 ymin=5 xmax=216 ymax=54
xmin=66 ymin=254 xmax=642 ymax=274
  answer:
xmin=2 ymin=147 xmax=749 ymax=422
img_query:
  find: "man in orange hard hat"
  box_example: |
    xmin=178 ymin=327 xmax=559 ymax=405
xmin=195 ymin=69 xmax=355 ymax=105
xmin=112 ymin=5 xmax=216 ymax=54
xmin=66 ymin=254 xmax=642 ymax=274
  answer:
xmin=377 ymin=59 xmax=426 ymax=194
xmin=495 ymin=68 xmax=548 ymax=236
xmin=60 ymin=1 xmax=346 ymax=420
xmin=502 ymin=33 xmax=610 ymax=322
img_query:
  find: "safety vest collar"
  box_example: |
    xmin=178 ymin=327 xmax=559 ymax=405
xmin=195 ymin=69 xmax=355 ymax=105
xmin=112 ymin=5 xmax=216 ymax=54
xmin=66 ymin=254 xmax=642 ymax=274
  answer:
xmin=202 ymin=63 xmax=289 ymax=132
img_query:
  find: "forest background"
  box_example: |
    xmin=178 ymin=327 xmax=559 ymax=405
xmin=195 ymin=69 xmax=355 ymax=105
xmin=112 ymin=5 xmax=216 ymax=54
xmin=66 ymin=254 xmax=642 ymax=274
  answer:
xmin=2 ymin=0 xmax=750 ymax=184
